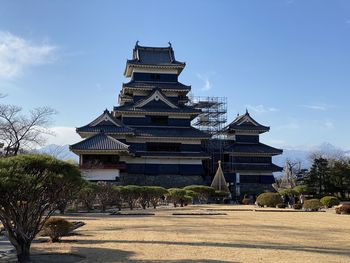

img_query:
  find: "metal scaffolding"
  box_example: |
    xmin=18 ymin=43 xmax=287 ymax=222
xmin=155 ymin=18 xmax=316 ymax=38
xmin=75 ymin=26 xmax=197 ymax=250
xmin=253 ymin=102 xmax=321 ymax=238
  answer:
xmin=188 ymin=96 xmax=228 ymax=178
xmin=189 ymin=96 xmax=227 ymax=138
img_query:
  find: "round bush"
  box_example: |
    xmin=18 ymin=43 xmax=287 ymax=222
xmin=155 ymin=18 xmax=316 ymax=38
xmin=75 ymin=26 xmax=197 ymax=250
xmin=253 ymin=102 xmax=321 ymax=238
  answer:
xmin=276 ymin=203 xmax=287 ymax=209
xmin=320 ymin=196 xmax=340 ymax=208
xmin=256 ymin=193 xmax=283 ymax=207
xmin=43 ymin=217 xmax=72 ymax=242
xmin=303 ymin=199 xmax=323 ymax=211
xmin=293 ymin=203 xmax=302 ymax=210
xmin=242 ymin=198 xmax=251 ymax=205
xmin=335 ymin=204 xmax=350 ymax=215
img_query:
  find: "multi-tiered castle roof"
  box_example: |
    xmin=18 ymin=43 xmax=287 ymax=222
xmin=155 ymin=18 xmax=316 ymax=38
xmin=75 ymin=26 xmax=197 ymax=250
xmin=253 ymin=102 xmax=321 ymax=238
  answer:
xmin=70 ymin=42 xmax=283 ymax=193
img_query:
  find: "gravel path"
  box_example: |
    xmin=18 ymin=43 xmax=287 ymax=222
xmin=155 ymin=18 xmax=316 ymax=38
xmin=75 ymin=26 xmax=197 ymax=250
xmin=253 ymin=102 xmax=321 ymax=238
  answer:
xmin=0 ymin=235 xmax=16 ymax=262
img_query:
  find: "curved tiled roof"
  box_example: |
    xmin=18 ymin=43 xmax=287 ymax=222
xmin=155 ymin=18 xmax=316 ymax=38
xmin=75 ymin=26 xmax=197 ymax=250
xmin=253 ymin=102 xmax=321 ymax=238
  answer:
xmin=224 ymin=142 xmax=282 ymax=155
xmin=224 ymin=111 xmax=270 ymax=133
xmin=113 ymin=105 xmax=201 ymax=114
xmin=76 ymin=125 xmax=134 ymax=134
xmin=124 ymin=43 xmax=186 ymax=77
xmin=70 ymin=133 xmax=130 ymax=152
xmin=133 ymin=126 xmax=211 ymax=139
xmin=76 ymin=109 xmax=134 ymax=135
xmin=122 ymin=80 xmax=191 ymax=90
xmin=228 ymin=163 xmax=283 ymax=172
xmin=135 ymin=151 xmax=210 ymax=158
xmin=130 ymin=43 xmax=185 ymax=66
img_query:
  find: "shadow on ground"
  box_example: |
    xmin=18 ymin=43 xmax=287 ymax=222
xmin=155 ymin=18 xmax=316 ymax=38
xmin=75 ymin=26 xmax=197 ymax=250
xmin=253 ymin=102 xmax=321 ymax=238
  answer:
xmin=71 ymin=239 xmax=350 ymax=258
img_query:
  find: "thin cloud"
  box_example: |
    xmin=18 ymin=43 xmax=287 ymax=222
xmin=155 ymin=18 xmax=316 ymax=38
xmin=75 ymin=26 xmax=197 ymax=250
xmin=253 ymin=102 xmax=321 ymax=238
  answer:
xmin=0 ymin=31 xmax=57 ymax=79
xmin=196 ymin=73 xmax=212 ymax=91
xmin=246 ymin=104 xmax=279 ymax=114
xmin=301 ymin=104 xmax=327 ymax=111
xmin=324 ymin=121 xmax=334 ymax=129
xmin=46 ymin=126 xmax=80 ymax=145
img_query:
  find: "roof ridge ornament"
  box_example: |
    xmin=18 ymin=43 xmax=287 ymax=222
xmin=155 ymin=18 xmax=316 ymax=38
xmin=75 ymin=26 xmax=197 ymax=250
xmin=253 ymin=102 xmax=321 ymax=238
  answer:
xmin=168 ymin=41 xmax=174 ymax=62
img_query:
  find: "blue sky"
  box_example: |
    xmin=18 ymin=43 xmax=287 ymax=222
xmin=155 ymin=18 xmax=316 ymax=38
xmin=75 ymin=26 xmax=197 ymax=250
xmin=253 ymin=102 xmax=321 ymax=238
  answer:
xmin=0 ymin=0 xmax=350 ymax=149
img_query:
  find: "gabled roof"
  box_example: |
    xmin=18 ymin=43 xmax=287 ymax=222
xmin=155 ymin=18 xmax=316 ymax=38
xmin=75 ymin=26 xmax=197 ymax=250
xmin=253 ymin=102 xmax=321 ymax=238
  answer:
xmin=223 ymin=110 xmax=270 ymax=134
xmin=76 ymin=109 xmax=134 ymax=135
xmin=89 ymin=109 xmax=123 ymax=127
xmin=134 ymin=89 xmax=178 ymax=109
xmin=70 ymin=133 xmax=130 ymax=153
xmin=124 ymin=42 xmax=185 ymax=77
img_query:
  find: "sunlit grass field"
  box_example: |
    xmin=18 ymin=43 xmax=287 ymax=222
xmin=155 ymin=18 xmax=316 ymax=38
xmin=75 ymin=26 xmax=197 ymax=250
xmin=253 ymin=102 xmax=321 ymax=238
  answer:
xmin=29 ymin=205 xmax=350 ymax=263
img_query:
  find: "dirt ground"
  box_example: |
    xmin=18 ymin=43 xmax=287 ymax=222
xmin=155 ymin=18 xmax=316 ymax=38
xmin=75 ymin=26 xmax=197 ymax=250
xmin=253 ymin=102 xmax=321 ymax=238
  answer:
xmin=30 ymin=205 xmax=350 ymax=263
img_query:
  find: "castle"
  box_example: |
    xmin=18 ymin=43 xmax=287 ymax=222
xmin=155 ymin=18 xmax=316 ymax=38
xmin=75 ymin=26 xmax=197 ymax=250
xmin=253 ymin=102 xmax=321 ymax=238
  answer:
xmin=70 ymin=43 xmax=282 ymax=196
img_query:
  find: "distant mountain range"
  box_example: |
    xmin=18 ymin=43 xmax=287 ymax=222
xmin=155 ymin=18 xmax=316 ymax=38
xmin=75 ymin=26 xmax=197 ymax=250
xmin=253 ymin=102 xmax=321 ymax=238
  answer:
xmin=35 ymin=144 xmax=78 ymax=162
xmin=36 ymin=142 xmax=349 ymax=171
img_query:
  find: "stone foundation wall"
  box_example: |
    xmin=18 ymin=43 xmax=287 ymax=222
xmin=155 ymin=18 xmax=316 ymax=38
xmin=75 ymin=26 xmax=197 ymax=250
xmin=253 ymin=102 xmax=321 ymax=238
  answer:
xmin=120 ymin=173 xmax=205 ymax=188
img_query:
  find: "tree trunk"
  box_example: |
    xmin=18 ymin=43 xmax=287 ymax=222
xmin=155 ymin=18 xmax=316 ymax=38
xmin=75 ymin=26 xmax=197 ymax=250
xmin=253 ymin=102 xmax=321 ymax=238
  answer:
xmin=16 ymin=241 xmax=31 ymax=262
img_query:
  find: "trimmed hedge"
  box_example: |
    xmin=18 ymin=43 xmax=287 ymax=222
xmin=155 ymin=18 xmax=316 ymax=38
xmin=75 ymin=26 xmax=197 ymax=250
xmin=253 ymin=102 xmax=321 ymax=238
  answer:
xmin=256 ymin=193 xmax=283 ymax=207
xmin=320 ymin=196 xmax=340 ymax=208
xmin=183 ymin=185 xmax=215 ymax=203
xmin=303 ymin=199 xmax=323 ymax=211
xmin=166 ymin=188 xmax=188 ymax=207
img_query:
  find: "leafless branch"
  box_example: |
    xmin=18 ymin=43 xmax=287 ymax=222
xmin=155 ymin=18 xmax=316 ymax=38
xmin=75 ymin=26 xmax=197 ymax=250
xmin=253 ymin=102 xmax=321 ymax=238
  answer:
xmin=0 ymin=104 xmax=57 ymax=156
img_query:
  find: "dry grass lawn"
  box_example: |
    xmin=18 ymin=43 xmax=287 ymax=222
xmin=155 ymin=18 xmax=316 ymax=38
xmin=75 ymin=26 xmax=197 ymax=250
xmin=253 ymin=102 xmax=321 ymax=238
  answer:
xmin=31 ymin=205 xmax=350 ymax=263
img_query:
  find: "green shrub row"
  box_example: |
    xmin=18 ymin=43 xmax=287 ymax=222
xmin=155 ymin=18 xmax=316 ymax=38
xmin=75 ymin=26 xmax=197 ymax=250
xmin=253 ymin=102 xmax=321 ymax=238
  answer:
xmin=71 ymin=183 xmax=230 ymax=212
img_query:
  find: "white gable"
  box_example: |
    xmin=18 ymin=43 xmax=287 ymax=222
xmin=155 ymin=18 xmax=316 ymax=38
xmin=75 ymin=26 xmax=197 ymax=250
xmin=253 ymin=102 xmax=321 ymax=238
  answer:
xmin=237 ymin=115 xmax=259 ymax=126
xmin=89 ymin=112 xmax=121 ymax=127
xmin=134 ymin=90 xmax=178 ymax=109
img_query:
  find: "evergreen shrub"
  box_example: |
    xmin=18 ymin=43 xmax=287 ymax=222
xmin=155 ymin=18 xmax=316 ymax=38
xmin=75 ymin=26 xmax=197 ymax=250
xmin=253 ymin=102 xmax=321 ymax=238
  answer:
xmin=276 ymin=203 xmax=287 ymax=208
xmin=242 ymin=198 xmax=251 ymax=205
xmin=256 ymin=193 xmax=282 ymax=207
xmin=320 ymin=196 xmax=340 ymax=208
xmin=303 ymin=199 xmax=323 ymax=211
xmin=335 ymin=204 xmax=350 ymax=214
xmin=293 ymin=203 xmax=302 ymax=210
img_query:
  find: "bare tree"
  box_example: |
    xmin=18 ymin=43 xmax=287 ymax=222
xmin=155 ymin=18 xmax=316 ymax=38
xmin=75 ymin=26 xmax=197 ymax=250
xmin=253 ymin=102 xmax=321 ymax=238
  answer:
xmin=0 ymin=104 xmax=56 ymax=156
xmin=280 ymin=159 xmax=301 ymax=188
xmin=42 ymin=144 xmax=70 ymax=160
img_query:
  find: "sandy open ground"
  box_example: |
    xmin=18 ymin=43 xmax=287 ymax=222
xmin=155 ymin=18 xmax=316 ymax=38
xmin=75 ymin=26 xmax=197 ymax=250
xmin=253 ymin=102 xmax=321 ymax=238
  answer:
xmin=26 ymin=205 xmax=350 ymax=262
